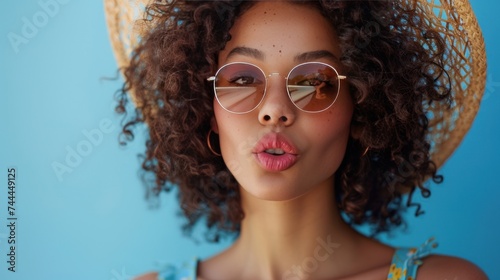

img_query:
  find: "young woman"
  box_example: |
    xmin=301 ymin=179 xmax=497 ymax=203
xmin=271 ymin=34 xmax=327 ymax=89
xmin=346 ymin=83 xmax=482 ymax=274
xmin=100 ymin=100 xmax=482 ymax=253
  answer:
xmin=109 ymin=0 xmax=488 ymax=279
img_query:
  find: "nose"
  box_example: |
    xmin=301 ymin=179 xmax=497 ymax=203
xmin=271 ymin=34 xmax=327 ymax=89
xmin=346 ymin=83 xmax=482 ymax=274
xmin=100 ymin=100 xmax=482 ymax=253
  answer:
xmin=258 ymin=74 xmax=296 ymax=126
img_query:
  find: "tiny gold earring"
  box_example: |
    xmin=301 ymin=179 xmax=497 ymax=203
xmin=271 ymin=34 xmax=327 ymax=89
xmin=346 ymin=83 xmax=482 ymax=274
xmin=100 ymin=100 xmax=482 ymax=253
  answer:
xmin=207 ymin=129 xmax=222 ymax=156
xmin=362 ymin=146 xmax=370 ymax=156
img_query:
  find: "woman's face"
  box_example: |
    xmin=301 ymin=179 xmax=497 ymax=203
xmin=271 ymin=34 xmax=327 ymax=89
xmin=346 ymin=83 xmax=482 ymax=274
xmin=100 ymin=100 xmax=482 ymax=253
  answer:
xmin=213 ymin=2 xmax=354 ymax=201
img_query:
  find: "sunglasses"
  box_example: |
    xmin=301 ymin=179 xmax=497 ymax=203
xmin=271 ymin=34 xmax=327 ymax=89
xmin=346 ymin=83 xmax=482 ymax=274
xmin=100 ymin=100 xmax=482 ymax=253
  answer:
xmin=207 ymin=62 xmax=347 ymax=114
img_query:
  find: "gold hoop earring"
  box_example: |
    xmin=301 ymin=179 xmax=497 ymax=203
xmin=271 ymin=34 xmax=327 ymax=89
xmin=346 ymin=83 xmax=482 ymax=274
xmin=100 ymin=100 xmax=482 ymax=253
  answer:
xmin=207 ymin=130 xmax=221 ymax=156
xmin=362 ymin=146 xmax=370 ymax=156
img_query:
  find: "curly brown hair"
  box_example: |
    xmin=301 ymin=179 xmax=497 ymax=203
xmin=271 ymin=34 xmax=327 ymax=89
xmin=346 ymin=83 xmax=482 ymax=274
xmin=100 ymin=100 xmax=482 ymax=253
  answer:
xmin=115 ymin=0 xmax=451 ymax=241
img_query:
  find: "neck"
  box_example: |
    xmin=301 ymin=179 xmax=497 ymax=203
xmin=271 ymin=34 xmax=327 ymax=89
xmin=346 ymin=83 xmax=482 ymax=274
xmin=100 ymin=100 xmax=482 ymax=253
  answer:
xmin=229 ymin=178 xmax=364 ymax=279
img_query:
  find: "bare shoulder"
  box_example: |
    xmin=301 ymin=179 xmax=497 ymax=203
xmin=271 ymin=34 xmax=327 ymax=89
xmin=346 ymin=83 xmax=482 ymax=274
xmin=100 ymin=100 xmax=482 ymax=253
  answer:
xmin=133 ymin=272 xmax=158 ymax=280
xmin=418 ymin=255 xmax=488 ymax=279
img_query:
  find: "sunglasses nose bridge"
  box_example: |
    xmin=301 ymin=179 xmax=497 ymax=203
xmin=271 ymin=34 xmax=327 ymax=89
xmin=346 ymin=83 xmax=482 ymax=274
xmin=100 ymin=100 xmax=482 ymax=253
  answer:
xmin=265 ymin=72 xmax=288 ymax=88
xmin=264 ymin=72 xmax=290 ymax=99
xmin=260 ymin=72 xmax=295 ymax=109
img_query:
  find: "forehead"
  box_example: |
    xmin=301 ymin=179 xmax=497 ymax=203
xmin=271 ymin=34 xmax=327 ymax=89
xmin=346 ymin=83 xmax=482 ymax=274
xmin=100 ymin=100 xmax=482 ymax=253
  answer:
xmin=218 ymin=2 xmax=342 ymax=65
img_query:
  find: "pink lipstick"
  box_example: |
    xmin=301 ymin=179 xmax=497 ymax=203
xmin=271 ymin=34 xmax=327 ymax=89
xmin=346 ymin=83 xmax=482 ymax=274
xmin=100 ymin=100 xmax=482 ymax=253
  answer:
xmin=252 ymin=133 xmax=298 ymax=172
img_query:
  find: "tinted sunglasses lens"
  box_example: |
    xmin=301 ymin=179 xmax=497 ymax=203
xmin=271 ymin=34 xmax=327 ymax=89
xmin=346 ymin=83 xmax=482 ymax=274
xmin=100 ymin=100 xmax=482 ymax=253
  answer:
xmin=288 ymin=63 xmax=340 ymax=112
xmin=214 ymin=63 xmax=266 ymax=113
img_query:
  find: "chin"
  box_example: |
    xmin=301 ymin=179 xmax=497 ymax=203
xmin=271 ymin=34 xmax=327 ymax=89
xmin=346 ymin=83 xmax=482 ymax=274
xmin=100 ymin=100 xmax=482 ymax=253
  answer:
xmin=241 ymin=185 xmax=306 ymax=202
xmin=237 ymin=173 xmax=327 ymax=202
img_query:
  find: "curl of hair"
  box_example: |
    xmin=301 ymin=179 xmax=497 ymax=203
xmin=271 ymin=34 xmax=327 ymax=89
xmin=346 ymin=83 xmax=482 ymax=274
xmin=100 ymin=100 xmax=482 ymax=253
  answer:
xmin=116 ymin=0 xmax=451 ymax=241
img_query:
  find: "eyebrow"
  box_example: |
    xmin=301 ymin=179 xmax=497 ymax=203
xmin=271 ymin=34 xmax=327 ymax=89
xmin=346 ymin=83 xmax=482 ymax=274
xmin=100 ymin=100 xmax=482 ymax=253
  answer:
xmin=225 ymin=47 xmax=339 ymax=63
xmin=226 ymin=47 xmax=265 ymax=60
xmin=294 ymin=50 xmax=340 ymax=63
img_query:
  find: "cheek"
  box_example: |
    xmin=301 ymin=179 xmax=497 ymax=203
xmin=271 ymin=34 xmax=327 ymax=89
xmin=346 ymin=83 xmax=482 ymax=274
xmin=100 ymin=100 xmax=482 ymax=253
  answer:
xmin=213 ymin=105 xmax=255 ymax=172
xmin=214 ymin=104 xmax=238 ymax=150
xmin=318 ymin=115 xmax=351 ymax=151
xmin=213 ymin=99 xmax=237 ymax=136
xmin=308 ymin=102 xmax=353 ymax=166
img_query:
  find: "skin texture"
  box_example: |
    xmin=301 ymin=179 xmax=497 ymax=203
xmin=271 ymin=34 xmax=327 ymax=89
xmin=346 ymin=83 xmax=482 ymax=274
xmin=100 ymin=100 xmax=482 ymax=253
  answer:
xmin=133 ymin=2 xmax=487 ymax=280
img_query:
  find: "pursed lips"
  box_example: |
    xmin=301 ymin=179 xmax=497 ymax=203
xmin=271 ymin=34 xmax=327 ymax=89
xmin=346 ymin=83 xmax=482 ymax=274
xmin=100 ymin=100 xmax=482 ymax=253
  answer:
xmin=252 ymin=133 xmax=299 ymax=172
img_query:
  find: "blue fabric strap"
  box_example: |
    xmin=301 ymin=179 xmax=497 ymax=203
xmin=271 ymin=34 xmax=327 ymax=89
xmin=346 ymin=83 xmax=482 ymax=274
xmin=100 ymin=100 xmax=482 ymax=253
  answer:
xmin=387 ymin=238 xmax=438 ymax=280
xmin=157 ymin=257 xmax=199 ymax=280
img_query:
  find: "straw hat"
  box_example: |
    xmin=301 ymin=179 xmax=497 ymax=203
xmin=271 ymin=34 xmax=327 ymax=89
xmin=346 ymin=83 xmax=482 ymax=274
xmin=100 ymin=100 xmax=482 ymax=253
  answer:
xmin=104 ymin=0 xmax=487 ymax=170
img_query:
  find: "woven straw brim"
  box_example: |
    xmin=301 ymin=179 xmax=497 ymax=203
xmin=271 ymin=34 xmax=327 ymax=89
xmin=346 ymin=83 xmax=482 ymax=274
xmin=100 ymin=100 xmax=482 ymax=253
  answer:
xmin=104 ymin=0 xmax=487 ymax=171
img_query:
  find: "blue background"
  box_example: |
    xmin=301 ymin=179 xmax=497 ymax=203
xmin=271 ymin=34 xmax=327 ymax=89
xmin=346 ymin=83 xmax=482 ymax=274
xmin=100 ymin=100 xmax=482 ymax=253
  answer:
xmin=1 ymin=1 xmax=498 ymax=279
